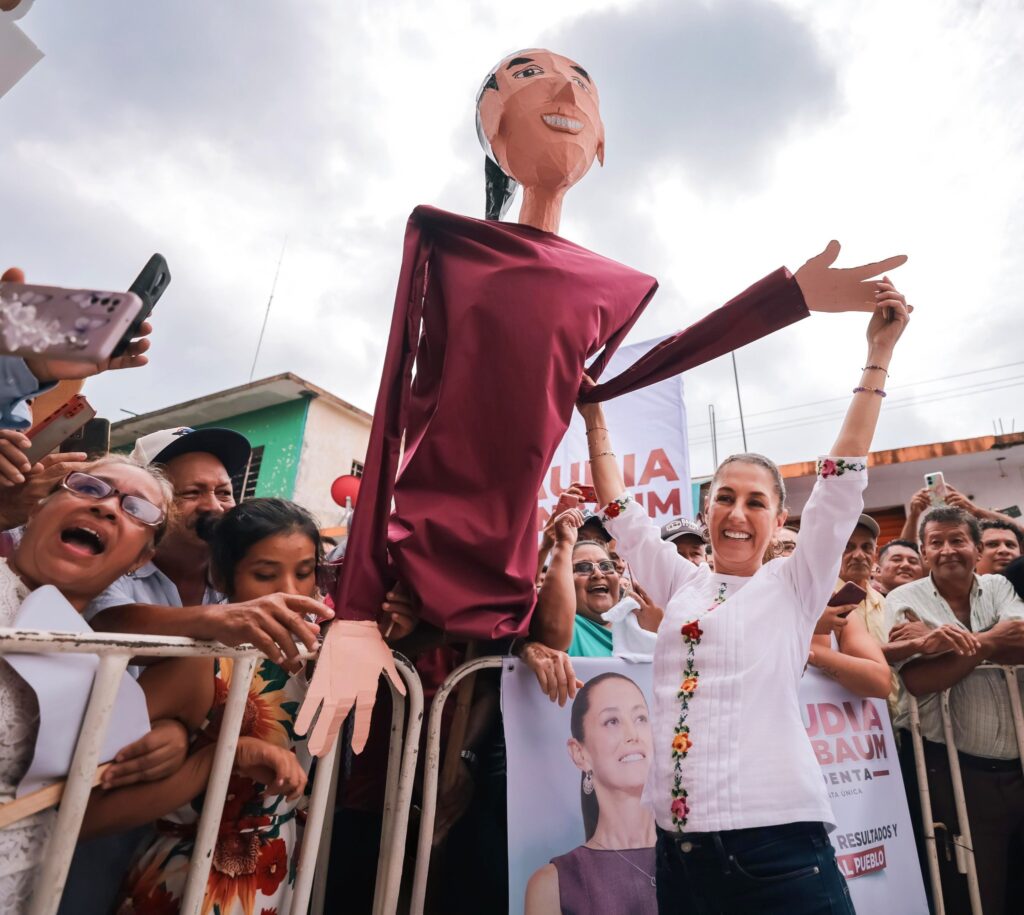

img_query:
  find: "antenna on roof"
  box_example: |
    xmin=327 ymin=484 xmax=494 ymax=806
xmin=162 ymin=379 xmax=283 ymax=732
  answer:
xmin=249 ymin=237 xmax=288 ymax=383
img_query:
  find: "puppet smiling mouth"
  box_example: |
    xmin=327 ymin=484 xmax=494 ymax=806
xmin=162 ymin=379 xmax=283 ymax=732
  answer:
xmin=541 ymin=114 xmax=583 ymax=133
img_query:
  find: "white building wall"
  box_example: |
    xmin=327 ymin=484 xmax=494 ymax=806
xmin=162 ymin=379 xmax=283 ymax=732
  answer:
xmin=292 ymin=397 xmax=371 ymax=527
xmin=784 ymin=443 xmax=1024 ymax=518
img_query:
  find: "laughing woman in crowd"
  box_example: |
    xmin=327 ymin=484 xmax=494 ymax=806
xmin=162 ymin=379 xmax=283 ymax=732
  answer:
xmin=83 ymin=499 xmax=328 ymax=915
xmin=0 ymin=456 xmax=175 ymax=912
xmin=578 ymin=284 xmax=909 ymax=913
xmin=526 ymin=673 xmax=657 ymax=915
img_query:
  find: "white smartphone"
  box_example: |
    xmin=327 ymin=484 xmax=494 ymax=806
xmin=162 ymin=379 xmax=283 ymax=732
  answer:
xmin=0 ymin=282 xmax=143 ymax=363
xmin=924 ymin=471 xmax=947 ymax=507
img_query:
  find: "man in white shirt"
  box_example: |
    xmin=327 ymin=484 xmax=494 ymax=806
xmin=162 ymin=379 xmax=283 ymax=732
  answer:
xmin=886 ymin=506 xmax=1024 ymax=915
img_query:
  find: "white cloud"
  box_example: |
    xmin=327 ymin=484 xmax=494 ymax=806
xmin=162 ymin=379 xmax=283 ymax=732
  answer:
xmin=4 ymin=0 xmax=1023 ymax=483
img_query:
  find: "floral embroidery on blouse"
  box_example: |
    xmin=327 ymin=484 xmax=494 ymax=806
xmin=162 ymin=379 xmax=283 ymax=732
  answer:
xmin=601 ymin=494 xmax=632 ymax=520
xmin=670 ymin=581 xmax=728 ymax=830
xmin=817 ymin=458 xmax=866 ymax=478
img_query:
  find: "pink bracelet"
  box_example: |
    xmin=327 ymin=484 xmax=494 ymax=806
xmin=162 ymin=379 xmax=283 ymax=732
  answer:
xmin=853 ymin=386 xmax=886 ymax=397
xmin=862 ymin=364 xmax=889 ymax=375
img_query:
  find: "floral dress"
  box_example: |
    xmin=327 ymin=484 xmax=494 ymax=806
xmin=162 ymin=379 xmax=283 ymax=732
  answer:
xmin=117 ymin=658 xmax=310 ymax=915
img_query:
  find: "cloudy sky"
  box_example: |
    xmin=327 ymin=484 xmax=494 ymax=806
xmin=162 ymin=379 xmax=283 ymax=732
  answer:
xmin=4 ymin=0 xmax=1023 ymax=477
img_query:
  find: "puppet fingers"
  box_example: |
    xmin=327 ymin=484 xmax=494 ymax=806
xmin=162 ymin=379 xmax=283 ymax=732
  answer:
xmin=381 ymin=651 xmax=407 ymax=698
xmin=349 ymin=689 xmax=378 ymax=754
xmin=847 ymin=253 xmax=908 ymax=281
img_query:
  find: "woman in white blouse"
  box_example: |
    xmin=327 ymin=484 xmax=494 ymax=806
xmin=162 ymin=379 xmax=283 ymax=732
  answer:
xmin=578 ymin=282 xmax=909 ymax=913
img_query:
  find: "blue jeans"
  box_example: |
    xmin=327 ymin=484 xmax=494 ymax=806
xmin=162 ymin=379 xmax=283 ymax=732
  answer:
xmin=655 ymin=821 xmax=855 ymax=914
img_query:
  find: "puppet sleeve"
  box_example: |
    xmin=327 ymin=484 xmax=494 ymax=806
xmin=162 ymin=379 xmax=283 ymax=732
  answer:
xmin=332 ymin=215 xmax=431 ymax=621
xmin=581 ymin=267 xmax=808 ymax=403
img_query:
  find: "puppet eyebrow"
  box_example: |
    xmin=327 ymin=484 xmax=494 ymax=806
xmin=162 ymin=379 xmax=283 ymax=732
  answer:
xmin=506 ymin=57 xmax=534 ymax=69
xmin=571 ymin=65 xmax=591 ymax=82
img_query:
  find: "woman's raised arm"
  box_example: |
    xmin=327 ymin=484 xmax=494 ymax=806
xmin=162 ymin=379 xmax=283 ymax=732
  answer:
xmin=830 ymin=279 xmax=910 ymax=457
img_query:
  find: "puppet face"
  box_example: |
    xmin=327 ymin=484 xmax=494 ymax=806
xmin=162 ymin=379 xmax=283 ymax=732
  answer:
xmin=478 ymin=49 xmax=605 ymax=194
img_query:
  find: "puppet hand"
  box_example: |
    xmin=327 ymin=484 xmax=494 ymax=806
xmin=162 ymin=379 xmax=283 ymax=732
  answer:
xmin=295 ymin=620 xmax=405 ymax=756
xmin=795 ymin=241 xmax=907 ymax=314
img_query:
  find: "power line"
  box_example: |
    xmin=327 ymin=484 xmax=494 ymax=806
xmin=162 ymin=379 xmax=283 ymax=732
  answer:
xmin=688 ymin=375 xmax=1024 ymax=446
xmin=687 ymin=359 xmax=1024 ymax=434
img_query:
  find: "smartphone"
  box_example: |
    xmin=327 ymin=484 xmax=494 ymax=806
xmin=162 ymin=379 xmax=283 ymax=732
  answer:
xmin=59 ymin=417 xmax=111 ymax=458
xmin=0 ymin=283 xmax=143 ymax=363
xmin=924 ymin=471 xmax=947 ymax=507
xmin=111 ymin=254 xmax=170 ymax=358
xmin=26 ymin=395 xmax=96 ymax=464
xmin=577 ymin=484 xmax=598 ymax=502
xmin=827 ymin=581 xmax=868 ymax=612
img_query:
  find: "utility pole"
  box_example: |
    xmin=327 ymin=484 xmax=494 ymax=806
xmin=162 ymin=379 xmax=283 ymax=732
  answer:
xmin=249 ymin=237 xmax=288 ymax=382
xmin=731 ymin=351 xmax=748 ymax=451
xmin=708 ymin=404 xmax=719 ymax=468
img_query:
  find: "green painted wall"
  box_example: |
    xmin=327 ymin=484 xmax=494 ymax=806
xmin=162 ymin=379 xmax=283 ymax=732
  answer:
xmin=198 ymin=398 xmax=310 ymax=499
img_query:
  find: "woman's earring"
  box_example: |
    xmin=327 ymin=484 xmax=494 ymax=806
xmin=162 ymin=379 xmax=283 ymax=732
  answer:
xmin=583 ymin=770 xmax=594 ymax=795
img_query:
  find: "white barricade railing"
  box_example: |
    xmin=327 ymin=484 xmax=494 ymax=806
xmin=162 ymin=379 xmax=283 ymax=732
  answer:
xmin=906 ymin=662 xmax=1024 ymax=915
xmin=410 ymin=655 xmax=504 ymax=915
xmin=0 ymin=628 xmax=423 ymax=915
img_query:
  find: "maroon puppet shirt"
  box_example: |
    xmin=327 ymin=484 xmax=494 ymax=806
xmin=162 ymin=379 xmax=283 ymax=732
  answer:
xmin=335 ymin=205 xmax=809 ymax=640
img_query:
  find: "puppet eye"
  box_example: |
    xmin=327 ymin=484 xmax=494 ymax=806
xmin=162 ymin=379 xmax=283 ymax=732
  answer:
xmin=573 ymin=76 xmax=590 ymax=92
xmin=514 ymin=66 xmax=544 ymax=79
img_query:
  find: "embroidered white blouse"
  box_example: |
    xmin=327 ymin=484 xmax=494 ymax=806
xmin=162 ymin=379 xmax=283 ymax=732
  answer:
xmin=603 ymin=457 xmax=868 ymax=834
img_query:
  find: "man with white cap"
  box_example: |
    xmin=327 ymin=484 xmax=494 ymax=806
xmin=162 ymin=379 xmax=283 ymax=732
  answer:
xmin=87 ymin=426 xmax=327 ymax=664
xmin=660 ymin=515 xmax=708 ymax=567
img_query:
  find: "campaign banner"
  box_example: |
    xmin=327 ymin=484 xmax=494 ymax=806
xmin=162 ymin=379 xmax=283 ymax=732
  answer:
xmin=538 ymin=336 xmax=691 ymax=531
xmin=504 ymin=657 xmax=927 ymax=914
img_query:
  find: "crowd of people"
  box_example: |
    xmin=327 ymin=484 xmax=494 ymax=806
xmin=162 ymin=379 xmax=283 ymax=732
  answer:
xmin=0 ymin=260 xmax=1021 ymax=915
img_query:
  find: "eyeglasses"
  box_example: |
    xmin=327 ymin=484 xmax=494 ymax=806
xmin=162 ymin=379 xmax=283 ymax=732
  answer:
xmin=61 ymin=472 xmax=166 ymax=527
xmin=573 ymin=560 xmax=617 ymax=575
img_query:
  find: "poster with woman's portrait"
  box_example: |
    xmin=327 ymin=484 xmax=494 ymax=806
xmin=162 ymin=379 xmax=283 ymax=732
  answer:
xmin=503 ymin=657 xmax=658 ymax=915
xmin=503 ymin=657 xmax=928 ymax=915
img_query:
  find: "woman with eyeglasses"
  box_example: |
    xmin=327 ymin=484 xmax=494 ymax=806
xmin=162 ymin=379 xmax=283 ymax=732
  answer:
xmin=83 ymin=498 xmax=328 ymax=915
xmin=0 ymin=456 xmax=174 ymax=912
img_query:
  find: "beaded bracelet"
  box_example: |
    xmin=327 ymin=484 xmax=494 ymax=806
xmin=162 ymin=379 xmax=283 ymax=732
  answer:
xmin=862 ymin=364 xmax=889 ymax=375
xmin=585 ymin=426 xmax=608 ymax=435
xmin=590 ymin=450 xmax=616 ymax=459
xmin=853 ymin=386 xmax=886 ymax=397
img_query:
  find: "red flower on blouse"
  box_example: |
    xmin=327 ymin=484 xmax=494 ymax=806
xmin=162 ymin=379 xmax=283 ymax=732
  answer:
xmin=819 ymin=458 xmax=838 ymax=477
xmin=680 ymin=621 xmax=703 ymax=642
xmin=670 ymin=797 xmax=690 ymax=821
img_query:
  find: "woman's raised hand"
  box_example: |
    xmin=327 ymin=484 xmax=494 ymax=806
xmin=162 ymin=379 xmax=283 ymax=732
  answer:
xmin=865 ymin=277 xmax=911 ymax=355
xmin=550 ymin=507 xmax=584 ymax=547
xmin=795 ymin=241 xmax=907 ymax=313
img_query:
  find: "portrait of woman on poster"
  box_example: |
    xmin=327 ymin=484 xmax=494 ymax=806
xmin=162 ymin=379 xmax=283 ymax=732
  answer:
xmin=525 ymin=673 xmax=658 ymax=915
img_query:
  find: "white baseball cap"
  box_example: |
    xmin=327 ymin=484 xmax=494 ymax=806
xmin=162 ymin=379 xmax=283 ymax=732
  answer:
xmin=130 ymin=426 xmax=252 ymax=476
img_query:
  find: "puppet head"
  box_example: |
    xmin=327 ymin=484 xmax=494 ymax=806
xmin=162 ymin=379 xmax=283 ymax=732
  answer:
xmin=476 ymin=49 xmax=605 ymax=220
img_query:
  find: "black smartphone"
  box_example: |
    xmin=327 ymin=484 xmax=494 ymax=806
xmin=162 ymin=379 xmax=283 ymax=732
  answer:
xmin=111 ymin=254 xmax=171 ymax=357
xmin=59 ymin=417 xmax=111 ymax=458
xmin=827 ymin=581 xmax=868 ymax=613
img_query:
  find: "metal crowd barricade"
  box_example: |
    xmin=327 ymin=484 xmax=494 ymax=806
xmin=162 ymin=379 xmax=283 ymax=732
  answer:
xmin=0 ymin=628 xmax=423 ymax=915
xmin=410 ymin=655 xmax=505 ymax=915
xmin=906 ymin=662 xmax=1024 ymax=915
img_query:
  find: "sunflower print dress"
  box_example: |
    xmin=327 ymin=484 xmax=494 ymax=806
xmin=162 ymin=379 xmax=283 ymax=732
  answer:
xmin=116 ymin=658 xmax=311 ymax=915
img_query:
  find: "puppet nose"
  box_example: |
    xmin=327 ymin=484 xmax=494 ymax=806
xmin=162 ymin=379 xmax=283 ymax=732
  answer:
xmin=553 ymin=78 xmax=580 ymax=104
